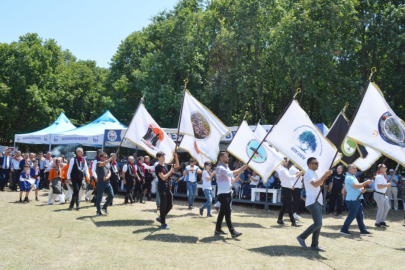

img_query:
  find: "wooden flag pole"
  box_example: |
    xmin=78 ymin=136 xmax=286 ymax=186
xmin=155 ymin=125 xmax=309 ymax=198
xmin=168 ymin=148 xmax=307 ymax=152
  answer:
xmin=174 ymin=79 xmax=188 ymax=154
xmin=245 ymin=88 xmax=301 ymax=166
xmin=316 ymin=67 xmax=377 ymax=202
xmin=116 ymin=96 xmax=145 ymax=155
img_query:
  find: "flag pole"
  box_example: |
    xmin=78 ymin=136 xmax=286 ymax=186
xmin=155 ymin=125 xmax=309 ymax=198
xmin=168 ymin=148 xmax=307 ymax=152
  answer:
xmin=315 ymin=67 xmax=377 ymax=202
xmin=116 ymin=96 xmax=145 ymax=155
xmin=174 ymin=79 xmax=188 ymax=153
xmin=245 ymin=88 xmax=301 ymax=165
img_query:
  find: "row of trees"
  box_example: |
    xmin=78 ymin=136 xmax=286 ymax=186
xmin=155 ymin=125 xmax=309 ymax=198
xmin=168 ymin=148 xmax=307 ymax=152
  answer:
xmin=1 ymin=0 xmax=405 ymax=145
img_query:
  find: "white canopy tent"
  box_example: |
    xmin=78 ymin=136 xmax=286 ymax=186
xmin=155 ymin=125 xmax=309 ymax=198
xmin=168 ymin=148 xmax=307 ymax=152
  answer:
xmin=14 ymin=112 xmax=76 ymax=151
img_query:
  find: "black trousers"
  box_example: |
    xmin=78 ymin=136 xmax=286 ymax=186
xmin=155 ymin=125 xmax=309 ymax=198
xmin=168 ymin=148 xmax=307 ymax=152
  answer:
xmin=216 ymin=192 xmax=234 ymax=233
xmin=292 ymin=188 xmax=302 ymax=214
xmin=39 ymin=169 xmax=45 ymax=189
xmin=13 ymin=170 xmax=21 ymax=191
xmin=278 ymin=187 xmax=295 ymax=224
xmin=328 ymin=191 xmax=342 ymax=214
xmin=125 ymin=180 xmax=135 ymax=203
xmin=144 ymin=177 xmax=153 ymax=193
xmin=69 ymin=181 xmax=81 ymax=208
xmin=0 ymin=169 xmax=10 ymax=190
xmin=159 ymin=188 xmax=173 ymax=225
xmin=110 ymin=179 xmax=119 ymax=204
xmin=43 ymin=172 xmax=50 ymax=189
xmin=134 ymin=180 xmax=144 ymax=202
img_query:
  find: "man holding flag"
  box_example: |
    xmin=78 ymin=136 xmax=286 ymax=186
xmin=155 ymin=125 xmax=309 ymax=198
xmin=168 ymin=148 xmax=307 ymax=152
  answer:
xmin=297 ymin=157 xmax=332 ymax=252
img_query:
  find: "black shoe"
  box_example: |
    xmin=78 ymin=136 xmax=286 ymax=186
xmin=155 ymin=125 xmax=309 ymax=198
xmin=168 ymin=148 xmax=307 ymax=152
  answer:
xmin=215 ymin=229 xmax=228 ymax=235
xmin=231 ymin=231 xmax=242 ymax=238
xmin=199 ymin=208 xmax=203 ymax=216
xmin=311 ymin=246 xmax=326 ymax=252
xmin=24 ymin=197 xmax=29 ymax=203
xmin=76 ymin=207 xmax=80 ymax=211
xmin=35 ymin=197 xmax=39 ymax=201
xmin=292 ymin=223 xmax=302 ymax=227
xmin=140 ymin=201 xmax=145 ymax=204
xmin=360 ymin=231 xmax=372 ymax=236
xmin=380 ymin=222 xmax=389 ymax=227
xmin=156 ymin=216 xmax=162 ymax=223
xmin=189 ymin=206 xmax=193 ymax=210
xmin=207 ymin=214 xmax=214 ymax=217
xmin=277 ymin=220 xmax=285 ymax=225
xmin=19 ymin=198 xmax=23 ymax=203
xmin=68 ymin=207 xmax=73 ymax=211
xmin=375 ymin=223 xmax=382 ymax=228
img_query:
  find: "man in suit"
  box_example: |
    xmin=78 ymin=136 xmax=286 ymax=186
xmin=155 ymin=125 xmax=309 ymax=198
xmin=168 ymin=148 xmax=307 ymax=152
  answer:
xmin=0 ymin=150 xmax=12 ymax=191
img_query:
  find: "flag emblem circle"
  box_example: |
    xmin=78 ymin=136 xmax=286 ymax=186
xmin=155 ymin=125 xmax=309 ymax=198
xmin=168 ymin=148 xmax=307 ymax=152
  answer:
xmin=107 ymin=130 xmax=117 ymax=141
xmin=246 ymin=140 xmax=267 ymax=163
xmin=191 ymin=111 xmax=211 ymax=140
xmin=341 ymin=137 xmax=356 ymax=157
xmin=293 ymin=126 xmax=322 ymax=156
xmin=378 ymin=112 xmax=405 ymax=147
xmin=142 ymin=123 xmax=165 ymax=150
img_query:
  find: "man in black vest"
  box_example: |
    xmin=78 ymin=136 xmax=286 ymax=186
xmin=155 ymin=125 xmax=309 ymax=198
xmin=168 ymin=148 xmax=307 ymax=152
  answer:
xmin=143 ymin=156 xmax=154 ymax=201
xmin=123 ymin=156 xmax=139 ymax=204
xmin=0 ymin=150 xmax=12 ymax=191
xmin=96 ymin=152 xmax=116 ymax=216
xmin=109 ymin=153 xmax=120 ymax=206
xmin=67 ymin=148 xmax=90 ymax=210
xmin=135 ymin=156 xmax=145 ymax=204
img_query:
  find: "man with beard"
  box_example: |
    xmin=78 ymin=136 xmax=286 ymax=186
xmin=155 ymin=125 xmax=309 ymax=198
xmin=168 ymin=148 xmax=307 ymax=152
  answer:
xmin=67 ymin=148 xmax=90 ymax=210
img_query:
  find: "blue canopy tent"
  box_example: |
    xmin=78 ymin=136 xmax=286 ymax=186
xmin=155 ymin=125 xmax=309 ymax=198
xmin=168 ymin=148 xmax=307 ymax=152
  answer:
xmin=50 ymin=110 xmax=127 ymax=147
xmin=14 ymin=112 xmax=77 ymax=151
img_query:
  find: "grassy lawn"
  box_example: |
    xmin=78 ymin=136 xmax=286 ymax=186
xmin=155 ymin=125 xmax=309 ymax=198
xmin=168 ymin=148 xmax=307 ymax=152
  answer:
xmin=0 ymin=190 xmax=404 ymax=270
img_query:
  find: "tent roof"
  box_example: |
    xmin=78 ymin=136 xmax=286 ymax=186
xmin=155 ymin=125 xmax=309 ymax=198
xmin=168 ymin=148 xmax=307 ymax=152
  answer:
xmin=54 ymin=110 xmax=126 ymax=136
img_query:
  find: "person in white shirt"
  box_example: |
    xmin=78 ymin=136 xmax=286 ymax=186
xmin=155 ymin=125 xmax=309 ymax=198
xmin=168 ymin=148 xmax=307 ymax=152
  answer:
xmin=184 ymin=158 xmax=202 ymax=209
xmin=200 ymin=161 xmax=216 ymax=217
xmin=67 ymin=148 xmax=90 ymax=210
xmin=277 ymin=158 xmax=304 ymax=227
xmin=386 ymin=168 xmax=399 ymax=210
xmin=297 ymin=157 xmax=332 ymax=252
xmin=373 ymin=164 xmax=391 ymax=228
xmin=241 ymin=170 xmax=261 ymax=199
xmin=215 ymin=152 xmax=248 ymax=238
xmin=289 ymin=162 xmax=304 ymax=220
xmin=44 ymin=152 xmax=53 ymax=189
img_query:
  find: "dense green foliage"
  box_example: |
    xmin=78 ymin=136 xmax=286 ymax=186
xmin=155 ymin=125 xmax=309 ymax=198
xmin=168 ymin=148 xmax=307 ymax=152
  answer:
xmin=1 ymin=0 xmax=405 ymax=144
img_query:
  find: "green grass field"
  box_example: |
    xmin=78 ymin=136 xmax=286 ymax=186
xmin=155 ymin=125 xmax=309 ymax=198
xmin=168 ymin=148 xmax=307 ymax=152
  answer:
xmin=0 ymin=190 xmax=404 ymax=270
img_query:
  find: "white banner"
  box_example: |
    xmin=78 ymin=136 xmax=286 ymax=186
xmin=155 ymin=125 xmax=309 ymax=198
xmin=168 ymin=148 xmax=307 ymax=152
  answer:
xmin=266 ymin=100 xmax=341 ymax=178
xmin=179 ymin=91 xmax=230 ymax=166
xmin=354 ymin=146 xmax=382 ymax=171
xmin=227 ymin=121 xmax=283 ymax=181
xmin=347 ymin=83 xmax=405 ymax=167
xmin=124 ymin=104 xmax=175 ymax=162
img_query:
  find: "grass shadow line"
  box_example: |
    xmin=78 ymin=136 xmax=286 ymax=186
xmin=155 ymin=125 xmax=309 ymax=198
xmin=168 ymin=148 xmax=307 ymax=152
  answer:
xmin=133 ymin=227 xmax=160 ymax=234
xmin=143 ymin=233 xmax=199 ymax=244
xmin=249 ymin=245 xmax=326 ymax=260
xmin=93 ymin=219 xmax=154 ymax=227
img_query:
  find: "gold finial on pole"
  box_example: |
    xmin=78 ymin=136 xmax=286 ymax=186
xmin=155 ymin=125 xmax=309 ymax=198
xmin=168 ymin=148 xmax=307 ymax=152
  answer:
xmin=368 ymin=67 xmax=377 ymax=82
xmin=293 ymin=88 xmax=302 ymax=99
xmin=184 ymin=79 xmax=189 ymax=89
xmin=243 ymin=111 xmax=249 ymax=120
xmin=342 ymin=102 xmax=349 ymax=113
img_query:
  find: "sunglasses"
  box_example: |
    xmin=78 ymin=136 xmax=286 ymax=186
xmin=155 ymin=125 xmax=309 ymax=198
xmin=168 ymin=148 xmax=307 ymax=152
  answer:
xmin=310 ymin=162 xmax=319 ymax=165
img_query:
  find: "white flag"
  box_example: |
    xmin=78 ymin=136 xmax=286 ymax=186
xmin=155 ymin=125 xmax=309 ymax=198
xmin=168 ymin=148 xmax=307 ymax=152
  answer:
xmin=354 ymin=146 xmax=382 ymax=172
xmin=227 ymin=121 xmax=284 ymax=181
xmin=124 ymin=104 xmax=175 ymax=162
xmin=254 ymin=123 xmax=270 ymax=142
xmin=347 ymin=83 xmax=405 ymax=166
xmin=179 ymin=90 xmax=230 ymax=166
xmin=266 ymin=100 xmax=341 ymax=178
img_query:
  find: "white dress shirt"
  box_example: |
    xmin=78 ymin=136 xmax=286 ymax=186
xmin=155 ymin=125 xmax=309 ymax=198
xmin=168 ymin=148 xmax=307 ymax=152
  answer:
xmin=278 ymin=166 xmax=296 ymax=189
xmin=303 ymin=169 xmax=323 ymax=206
xmin=289 ymin=166 xmax=303 ymax=189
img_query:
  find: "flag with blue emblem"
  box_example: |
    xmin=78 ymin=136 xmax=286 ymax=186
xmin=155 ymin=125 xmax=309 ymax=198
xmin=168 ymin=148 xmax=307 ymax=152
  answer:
xmin=266 ymin=101 xmax=342 ymax=177
xmin=227 ymin=121 xmax=284 ymax=181
xmin=347 ymin=83 xmax=405 ymax=166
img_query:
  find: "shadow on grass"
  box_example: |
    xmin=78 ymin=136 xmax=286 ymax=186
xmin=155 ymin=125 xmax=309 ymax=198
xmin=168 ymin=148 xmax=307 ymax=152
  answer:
xmin=321 ymin=232 xmax=360 ymax=240
xmin=168 ymin=212 xmax=200 ymax=218
xmin=232 ymin=222 xmax=268 ymax=229
xmin=141 ymin=209 xmax=159 ymax=213
xmin=249 ymin=245 xmax=326 ymax=260
xmin=53 ymin=208 xmax=75 ymax=212
xmin=133 ymin=227 xmax=160 ymax=234
xmin=77 ymin=215 xmax=95 ymax=220
xmin=93 ymin=219 xmax=154 ymax=227
xmin=199 ymin=235 xmax=227 ymax=243
xmin=269 ymin=225 xmax=291 ymax=229
xmin=144 ymin=233 xmax=199 ymax=244
xmin=323 ymin=225 xmax=383 ymax=232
